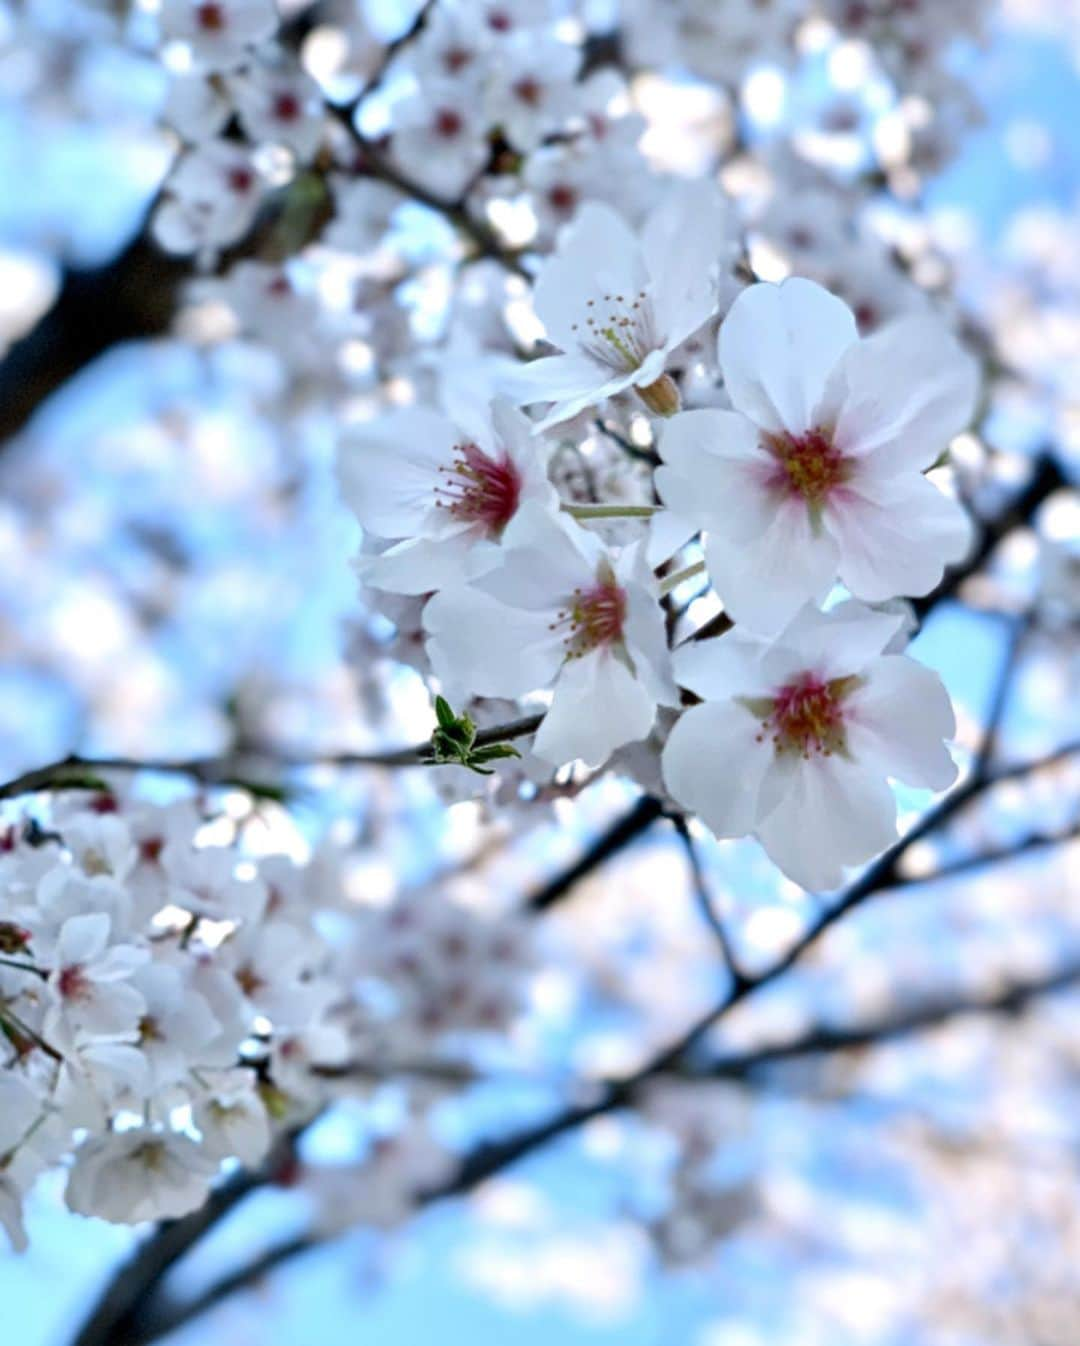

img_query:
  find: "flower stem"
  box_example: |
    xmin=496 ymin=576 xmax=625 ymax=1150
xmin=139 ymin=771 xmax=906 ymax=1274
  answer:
xmin=0 ymin=956 xmax=46 ymax=979
xmin=659 ymin=560 xmax=707 ymax=596
xmin=562 ymin=503 xmax=659 ymax=521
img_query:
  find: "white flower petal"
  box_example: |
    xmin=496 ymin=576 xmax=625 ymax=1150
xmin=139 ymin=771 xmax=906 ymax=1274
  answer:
xmin=424 ymin=587 xmax=565 ymax=698
xmin=846 ymin=655 xmax=958 ymax=791
xmin=828 ymin=315 xmax=980 ymax=471
xmin=719 ymin=278 xmax=857 ymax=436
xmin=755 ymin=755 xmax=898 ymax=891
xmin=534 ymin=647 xmax=656 ymax=767
xmin=662 ymin=700 xmax=771 ymax=838
xmin=828 ymin=470 xmax=973 ymax=602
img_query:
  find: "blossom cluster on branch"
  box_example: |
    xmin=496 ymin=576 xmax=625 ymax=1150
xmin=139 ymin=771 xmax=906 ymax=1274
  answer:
xmin=5 ymin=0 xmax=1077 ymax=1284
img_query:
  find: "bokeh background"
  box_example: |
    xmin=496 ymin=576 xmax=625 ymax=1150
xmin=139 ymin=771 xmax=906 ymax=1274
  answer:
xmin=1 ymin=0 xmax=1079 ymax=1343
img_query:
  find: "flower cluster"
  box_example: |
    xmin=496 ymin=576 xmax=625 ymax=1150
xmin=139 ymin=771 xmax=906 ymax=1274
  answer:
xmin=1 ymin=0 xmax=1008 ymax=1246
xmin=339 ymin=176 xmax=977 ymax=889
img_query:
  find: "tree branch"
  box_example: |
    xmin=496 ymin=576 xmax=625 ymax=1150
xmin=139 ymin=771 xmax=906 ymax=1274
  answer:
xmin=122 ymin=950 xmax=1080 ymax=1346
xmin=0 ymin=715 xmax=545 ymax=802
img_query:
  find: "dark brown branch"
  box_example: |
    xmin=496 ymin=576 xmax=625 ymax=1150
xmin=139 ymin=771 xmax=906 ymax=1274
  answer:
xmin=124 ymin=949 xmax=1080 ymax=1346
xmin=526 ymin=794 xmax=665 ymax=911
xmin=0 ymin=715 xmax=544 ymax=802
xmin=0 ymin=237 xmax=189 ymax=442
xmin=669 ymin=813 xmax=747 ymax=985
xmin=912 ymin=451 xmax=1067 ymax=621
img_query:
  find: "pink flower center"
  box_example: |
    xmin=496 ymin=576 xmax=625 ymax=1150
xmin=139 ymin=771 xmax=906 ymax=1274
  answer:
xmin=435 ymin=442 xmax=521 ymax=536
xmin=764 ymin=428 xmax=851 ymax=511
xmin=548 ymin=183 xmax=578 ymax=214
xmin=272 ymin=92 xmax=302 ymax=122
xmin=58 ymin=964 xmax=90 ymax=1002
xmin=434 ymin=108 xmax=464 ymax=139
xmin=227 ymin=165 xmax=255 ymax=195
xmin=552 ymin=576 xmax=627 ymax=658
xmin=749 ymin=672 xmax=861 ymax=759
xmin=513 ymin=77 xmax=543 ymax=107
xmin=443 ymin=46 xmax=472 ymax=73
xmin=195 ymin=1 xmax=226 ymax=30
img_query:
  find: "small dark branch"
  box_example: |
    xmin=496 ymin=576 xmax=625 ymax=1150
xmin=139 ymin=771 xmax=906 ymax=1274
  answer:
xmin=913 ymin=451 xmax=1067 ymax=621
xmin=884 ymin=819 xmax=1080 ymax=890
xmin=695 ymin=957 xmax=1080 ymax=1080
xmin=669 ymin=813 xmax=748 ymax=986
xmin=125 ymin=1235 xmax=323 ymax=1346
xmin=0 ymin=715 xmax=544 ymax=802
xmin=972 ymin=610 xmax=1034 ymax=784
xmin=526 ymin=794 xmax=665 ymax=912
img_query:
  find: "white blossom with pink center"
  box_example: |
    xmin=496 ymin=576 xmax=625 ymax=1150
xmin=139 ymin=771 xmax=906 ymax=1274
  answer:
xmin=662 ymin=602 xmax=958 ymax=891
xmin=508 ymin=180 xmax=737 ymax=430
xmin=654 ymin=278 xmax=978 ymax=632
xmin=336 ymin=398 xmax=557 ymax=595
xmin=158 ymin=0 xmax=279 ymax=71
xmin=423 ymin=505 xmax=677 ymax=767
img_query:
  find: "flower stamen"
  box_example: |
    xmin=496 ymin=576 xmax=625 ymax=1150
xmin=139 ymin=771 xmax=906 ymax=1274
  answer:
xmin=434 ymin=442 xmax=522 ymax=537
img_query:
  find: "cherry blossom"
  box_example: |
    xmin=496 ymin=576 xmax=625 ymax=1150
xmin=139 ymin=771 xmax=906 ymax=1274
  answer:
xmin=45 ymin=913 xmax=147 ymax=1042
xmin=662 ymin=601 xmax=958 ymax=890
xmin=484 ymin=33 xmax=582 ymax=152
xmin=66 ymin=1129 xmax=219 ymax=1223
xmin=510 ymin=180 xmax=736 ymax=429
xmin=336 ymin=398 xmax=558 ymax=595
xmin=153 ymin=139 xmax=265 ymax=259
xmin=158 ymin=0 xmax=279 ymax=72
xmin=424 ymin=505 xmax=677 ymax=767
xmin=389 ymin=87 xmax=491 ymax=201
xmin=654 ymin=278 xmax=978 ymax=631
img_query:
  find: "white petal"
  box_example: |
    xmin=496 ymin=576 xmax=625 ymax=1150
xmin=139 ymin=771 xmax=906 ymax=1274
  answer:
xmin=755 ymin=755 xmax=898 ymax=891
xmin=533 ymin=203 xmax=648 ymax=351
xmin=476 ymin=505 xmax=596 ymax=610
xmin=655 ymin=409 xmax=769 ymax=535
xmin=662 ymin=701 xmax=771 ymax=838
xmin=704 ymin=497 xmax=839 ymax=633
xmin=758 ymin=600 xmax=904 ymax=686
xmin=827 ymin=470 xmax=973 ymax=603
xmin=358 ymin=532 xmax=477 ymax=595
xmin=57 ymin=913 xmax=111 ymax=967
xmin=621 ymin=576 xmax=679 ymax=707
xmin=718 ymin=278 xmax=857 ymax=436
xmin=424 ymin=587 xmax=565 ymax=697
xmin=336 ymin=408 xmax=459 ymax=537
xmin=828 ymin=315 xmax=980 ymax=471
xmin=846 ymin=655 xmax=958 ymax=791
xmin=534 ymin=647 xmax=655 ymax=767
xmin=643 ymin=178 xmax=732 ymax=346
xmin=671 ymin=628 xmax=767 ymax=702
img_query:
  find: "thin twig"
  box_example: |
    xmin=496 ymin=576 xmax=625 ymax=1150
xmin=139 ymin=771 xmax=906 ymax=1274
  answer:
xmin=669 ymin=813 xmax=747 ymax=986
xmin=0 ymin=715 xmax=544 ymax=803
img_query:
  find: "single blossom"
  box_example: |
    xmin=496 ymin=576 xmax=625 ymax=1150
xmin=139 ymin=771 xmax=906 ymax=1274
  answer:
xmin=423 ymin=505 xmax=677 ymax=767
xmin=661 ymin=601 xmax=958 ymax=891
xmin=158 ymin=0 xmax=279 ymax=71
xmin=337 ymin=398 xmax=557 ymax=594
xmin=66 ymin=1129 xmax=218 ymax=1224
xmin=509 ymin=180 xmax=734 ymax=429
xmin=483 ymin=33 xmax=582 ymax=152
xmin=46 ymin=913 xmax=148 ymax=1042
xmin=654 ymin=278 xmax=977 ymax=631
xmin=389 ymin=85 xmax=490 ymax=201
xmin=229 ymin=61 xmax=326 ymax=161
